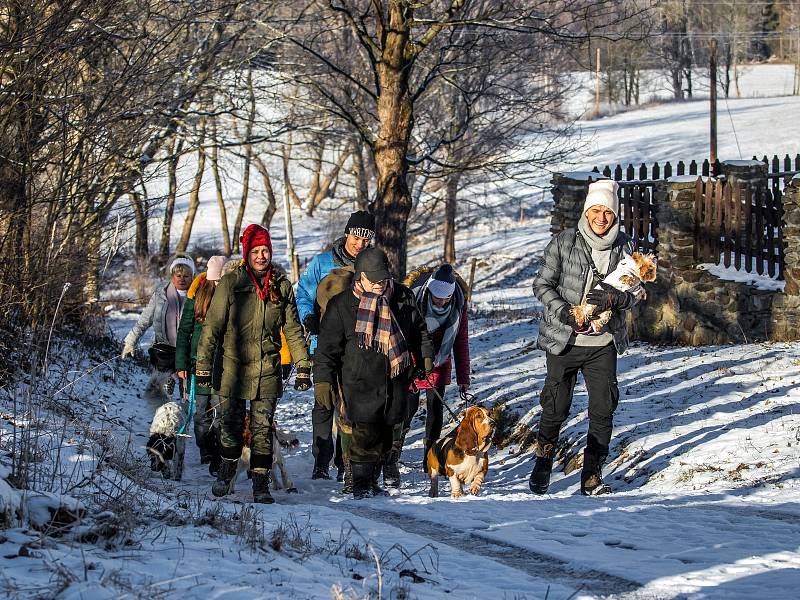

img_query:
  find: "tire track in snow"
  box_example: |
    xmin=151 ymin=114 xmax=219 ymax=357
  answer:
xmin=283 ymin=495 xmax=648 ymax=598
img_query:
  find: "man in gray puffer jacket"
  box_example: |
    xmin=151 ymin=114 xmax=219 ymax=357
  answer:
xmin=530 ymin=179 xmax=640 ymax=496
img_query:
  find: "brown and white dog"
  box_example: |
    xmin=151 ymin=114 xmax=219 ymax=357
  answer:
xmin=425 ymin=406 xmax=496 ymax=498
xmin=571 ymin=251 xmax=657 ymax=333
xmin=231 ymin=415 xmax=297 ymax=493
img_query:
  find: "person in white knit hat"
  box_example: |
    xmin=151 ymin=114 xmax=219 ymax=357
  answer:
xmin=529 ymin=178 xmax=640 ymax=497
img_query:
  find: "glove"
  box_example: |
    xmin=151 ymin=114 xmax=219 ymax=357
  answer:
xmin=294 ymin=366 xmax=312 ymax=391
xmin=314 ymin=382 xmax=334 ymax=410
xmin=417 ymin=357 xmax=435 ymax=380
xmin=121 ymin=343 xmax=135 ymax=359
xmin=195 ymin=369 xmax=212 ymax=389
xmin=303 ymin=314 xmax=320 ymax=336
xmin=586 ymin=282 xmax=631 ymax=312
xmin=556 ymin=305 xmax=579 ymax=330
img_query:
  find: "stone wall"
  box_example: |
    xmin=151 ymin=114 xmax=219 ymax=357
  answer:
xmin=550 ymin=167 xmax=800 ymax=346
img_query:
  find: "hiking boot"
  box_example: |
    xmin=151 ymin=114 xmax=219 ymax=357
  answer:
xmin=312 ymin=466 xmax=332 ymax=480
xmin=252 ymin=470 xmax=275 ymax=504
xmin=528 ymin=438 xmax=555 ymax=495
xmin=371 ymin=462 xmax=389 ymax=497
xmin=351 ymin=462 xmax=373 ymax=500
xmin=581 ymin=449 xmax=611 ymax=496
xmin=212 ymin=457 xmax=238 ymax=497
xmin=341 ymin=456 xmax=353 ymax=495
xmin=382 ymin=434 xmax=404 ymax=489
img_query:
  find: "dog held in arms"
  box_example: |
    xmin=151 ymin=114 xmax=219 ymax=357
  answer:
xmin=571 ymin=251 xmax=657 ymax=333
xmin=146 ymin=402 xmax=187 ymax=480
xmin=229 ymin=414 xmax=297 ymax=494
xmin=425 ymin=406 xmax=496 ymax=498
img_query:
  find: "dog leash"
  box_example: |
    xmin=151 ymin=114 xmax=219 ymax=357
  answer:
xmin=177 ymin=373 xmax=196 ymax=436
xmin=412 ymin=374 xmax=460 ymax=423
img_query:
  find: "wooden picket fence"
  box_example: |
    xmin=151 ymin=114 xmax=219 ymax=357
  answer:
xmin=618 ymin=183 xmax=658 ymax=253
xmin=693 ymin=179 xmax=784 ymax=279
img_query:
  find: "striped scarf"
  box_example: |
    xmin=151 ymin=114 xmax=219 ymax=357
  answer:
xmin=354 ymin=280 xmax=410 ymax=378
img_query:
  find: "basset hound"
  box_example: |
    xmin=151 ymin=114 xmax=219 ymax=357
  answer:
xmin=425 ymin=406 xmax=495 ymax=498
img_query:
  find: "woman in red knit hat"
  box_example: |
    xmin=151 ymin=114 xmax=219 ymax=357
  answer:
xmin=195 ymin=224 xmax=311 ymax=504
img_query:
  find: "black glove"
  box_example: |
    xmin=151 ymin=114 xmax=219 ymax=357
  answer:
xmin=586 ymin=282 xmax=631 ymax=312
xmin=303 ymin=314 xmax=320 ymax=336
xmin=314 ymin=382 xmax=334 ymax=410
xmin=556 ymin=305 xmax=579 ymax=330
xmin=195 ymin=369 xmax=212 ymax=389
xmin=294 ymin=366 xmax=312 ymax=391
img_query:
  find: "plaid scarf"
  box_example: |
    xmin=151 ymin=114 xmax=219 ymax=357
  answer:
xmin=354 ymin=280 xmax=410 ymax=378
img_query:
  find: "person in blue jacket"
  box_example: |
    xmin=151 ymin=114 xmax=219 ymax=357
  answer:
xmin=296 ymin=210 xmax=376 ymax=480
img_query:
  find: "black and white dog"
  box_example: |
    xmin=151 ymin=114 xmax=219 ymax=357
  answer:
xmin=146 ymin=402 xmax=187 ymax=481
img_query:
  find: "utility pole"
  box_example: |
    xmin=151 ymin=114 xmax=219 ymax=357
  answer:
xmin=594 ymin=47 xmax=601 ymax=115
xmin=709 ymin=38 xmax=718 ymax=174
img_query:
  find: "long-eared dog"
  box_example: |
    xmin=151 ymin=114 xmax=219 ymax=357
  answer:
xmin=230 ymin=414 xmax=297 ymax=494
xmin=425 ymin=406 xmax=496 ymax=498
xmin=146 ymin=401 xmax=187 ymax=480
xmin=571 ymin=251 xmax=657 ymax=333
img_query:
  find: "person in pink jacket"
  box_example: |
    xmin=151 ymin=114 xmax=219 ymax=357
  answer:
xmin=383 ymin=264 xmax=471 ymax=489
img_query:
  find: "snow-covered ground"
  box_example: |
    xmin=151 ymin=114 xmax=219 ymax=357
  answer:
xmin=3 ymin=67 xmax=800 ymax=600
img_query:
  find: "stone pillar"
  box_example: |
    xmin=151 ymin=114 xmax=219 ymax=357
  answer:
xmin=721 ymin=159 xmax=768 ymax=188
xmin=550 ymin=172 xmax=607 ymax=235
xmin=771 ymin=175 xmax=800 ymax=340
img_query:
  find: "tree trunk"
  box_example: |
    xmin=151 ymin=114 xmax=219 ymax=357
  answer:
xmin=282 ymin=138 xmax=303 ymax=208
xmin=254 ymin=155 xmax=278 ymax=227
xmin=176 ymin=119 xmax=207 ymax=253
xmin=353 ymin=141 xmax=370 ymax=209
xmin=158 ymin=134 xmax=183 ymax=265
xmin=306 ymin=142 xmax=352 ymax=216
xmin=373 ymin=2 xmax=415 ymax=278
xmin=130 ymin=187 xmax=149 ymax=258
xmin=232 ymin=67 xmax=256 ymax=254
xmin=443 ymin=173 xmax=461 ymax=264
xmin=210 ymin=118 xmax=231 ymax=255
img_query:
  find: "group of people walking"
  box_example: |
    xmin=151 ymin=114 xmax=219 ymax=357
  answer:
xmin=123 ymin=178 xmax=640 ymax=502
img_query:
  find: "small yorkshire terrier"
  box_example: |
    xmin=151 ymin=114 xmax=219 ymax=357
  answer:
xmin=572 ymin=252 xmax=657 ymax=333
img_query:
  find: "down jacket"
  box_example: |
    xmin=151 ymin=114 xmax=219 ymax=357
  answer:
xmin=533 ymin=228 xmax=637 ymax=355
xmin=196 ymin=266 xmax=310 ymax=400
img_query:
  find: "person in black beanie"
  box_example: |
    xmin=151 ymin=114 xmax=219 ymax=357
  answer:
xmin=314 ymin=248 xmax=433 ymax=499
xmin=296 ymin=210 xmax=375 ymax=481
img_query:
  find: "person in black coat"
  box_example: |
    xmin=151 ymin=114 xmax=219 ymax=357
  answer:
xmin=314 ymin=247 xmax=434 ymax=499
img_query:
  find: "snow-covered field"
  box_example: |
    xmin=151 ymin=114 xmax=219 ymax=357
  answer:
xmin=2 ymin=68 xmax=800 ymax=599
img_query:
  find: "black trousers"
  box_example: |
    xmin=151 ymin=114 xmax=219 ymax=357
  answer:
xmin=350 ymin=422 xmax=394 ymax=464
xmin=537 ymin=343 xmax=619 ymax=454
xmin=403 ymin=385 xmax=447 ymax=443
xmin=311 ymin=398 xmax=344 ymax=470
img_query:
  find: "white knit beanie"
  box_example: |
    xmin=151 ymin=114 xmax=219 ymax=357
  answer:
xmin=583 ymin=180 xmax=619 ymax=217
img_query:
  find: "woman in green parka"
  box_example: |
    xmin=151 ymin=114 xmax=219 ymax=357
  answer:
xmin=175 ymin=255 xmax=227 ymax=473
xmin=195 ymin=224 xmax=312 ymax=504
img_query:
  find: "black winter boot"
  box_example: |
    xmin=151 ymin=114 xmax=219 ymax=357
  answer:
xmin=312 ymin=454 xmax=332 ymax=480
xmin=371 ymin=462 xmax=389 ymax=496
xmin=212 ymin=457 xmax=238 ymax=497
xmin=382 ymin=441 xmax=402 ymax=489
xmin=341 ymin=456 xmax=353 ymax=495
xmin=252 ymin=469 xmax=275 ymax=504
xmin=581 ymin=444 xmax=610 ymax=496
xmin=351 ymin=462 xmax=373 ymax=500
xmin=528 ymin=438 xmax=556 ymax=495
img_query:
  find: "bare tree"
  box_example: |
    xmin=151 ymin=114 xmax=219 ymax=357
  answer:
xmin=269 ymin=1 xmax=639 ymax=276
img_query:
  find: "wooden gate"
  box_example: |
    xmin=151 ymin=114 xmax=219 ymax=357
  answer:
xmin=694 ymin=179 xmax=784 ymax=278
